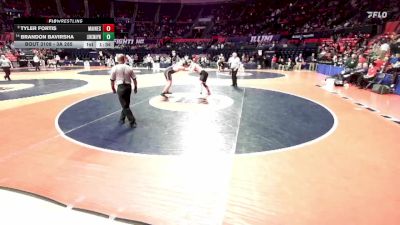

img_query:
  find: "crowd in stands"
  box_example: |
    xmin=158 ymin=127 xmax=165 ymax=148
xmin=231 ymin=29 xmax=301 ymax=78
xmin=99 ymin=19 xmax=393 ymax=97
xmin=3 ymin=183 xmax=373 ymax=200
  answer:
xmin=134 ymin=22 xmax=160 ymax=38
xmin=317 ymin=33 xmax=400 ymax=89
xmin=1 ymin=0 xmax=399 ymax=38
xmin=60 ymin=0 xmax=84 ymax=18
xmin=29 ymin=1 xmax=58 ymax=17
xmin=1 ymin=0 xmax=399 ymax=91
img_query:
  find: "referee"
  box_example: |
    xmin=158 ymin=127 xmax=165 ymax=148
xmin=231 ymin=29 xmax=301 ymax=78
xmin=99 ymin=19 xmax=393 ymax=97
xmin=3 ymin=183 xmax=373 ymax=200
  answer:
xmin=228 ymin=52 xmax=241 ymax=87
xmin=33 ymin=54 xmax=40 ymax=71
xmin=110 ymin=54 xmax=138 ymax=128
xmin=0 ymin=55 xmax=13 ymax=81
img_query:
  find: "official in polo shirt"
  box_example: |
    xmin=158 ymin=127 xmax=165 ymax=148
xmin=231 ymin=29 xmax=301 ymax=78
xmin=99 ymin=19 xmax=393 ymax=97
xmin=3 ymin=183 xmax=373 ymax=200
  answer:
xmin=33 ymin=54 xmax=40 ymax=71
xmin=0 ymin=55 xmax=13 ymax=81
xmin=110 ymin=54 xmax=138 ymax=128
xmin=228 ymin=52 xmax=241 ymax=87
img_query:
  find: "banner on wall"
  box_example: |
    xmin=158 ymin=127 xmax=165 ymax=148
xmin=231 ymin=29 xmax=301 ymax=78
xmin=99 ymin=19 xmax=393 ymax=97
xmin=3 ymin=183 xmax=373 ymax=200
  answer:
xmin=226 ymin=35 xmax=280 ymax=43
xmin=291 ymin=33 xmax=316 ymax=39
xmin=226 ymin=36 xmax=248 ymax=43
xmin=171 ymin=38 xmax=212 ymax=43
xmin=198 ymin=17 xmax=212 ymax=22
xmin=249 ymin=35 xmax=281 ymax=43
xmin=290 ymin=25 xmax=375 ymax=40
xmin=211 ymin=35 xmax=226 ymax=43
xmin=114 ymin=38 xmax=158 ymax=45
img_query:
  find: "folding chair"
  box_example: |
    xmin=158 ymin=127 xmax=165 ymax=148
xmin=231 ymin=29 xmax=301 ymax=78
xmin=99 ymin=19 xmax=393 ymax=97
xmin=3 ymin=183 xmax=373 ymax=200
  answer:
xmin=365 ymin=73 xmax=386 ymax=89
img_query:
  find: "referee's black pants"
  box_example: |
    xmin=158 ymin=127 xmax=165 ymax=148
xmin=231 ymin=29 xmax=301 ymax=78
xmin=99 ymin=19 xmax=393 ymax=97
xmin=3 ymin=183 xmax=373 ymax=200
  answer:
xmin=117 ymin=84 xmax=135 ymax=124
xmin=231 ymin=69 xmax=238 ymax=86
xmin=35 ymin=62 xmax=40 ymax=71
xmin=3 ymin=67 xmax=11 ymax=80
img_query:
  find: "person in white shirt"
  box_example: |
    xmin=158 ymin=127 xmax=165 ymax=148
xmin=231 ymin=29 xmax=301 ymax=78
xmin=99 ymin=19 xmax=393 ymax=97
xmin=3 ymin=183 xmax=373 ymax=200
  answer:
xmin=0 ymin=55 xmax=13 ymax=81
xmin=98 ymin=51 xmax=105 ymax=66
xmin=171 ymin=51 xmax=180 ymax=65
xmin=188 ymin=61 xmax=211 ymax=95
xmin=33 ymin=54 xmax=40 ymax=71
xmin=228 ymin=52 xmax=241 ymax=87
xmin=145 ymin=54 xmax=153 ymax=70
xmin=127 ymin=55 xmax=134 ymax=67
xmin=114 ymin=54 xmax=119 ymax=65
xmin=161 ymin=59 xmax=190 ymax=97
xmin=106 ymin=57 xmax=115 ymax=67
xmin=217 ymin=54 xmax=225 ymax=72
xmin=380 ymin=41 xmax=390 ymax=54
xmin=110 ymin=54 xmax=138 ymax=128
xmin=55 ymin=54 xmax=61 ymax=67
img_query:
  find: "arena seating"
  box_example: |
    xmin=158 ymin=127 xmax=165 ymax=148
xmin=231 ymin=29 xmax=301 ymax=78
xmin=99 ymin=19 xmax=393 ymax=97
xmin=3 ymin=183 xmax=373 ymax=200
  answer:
xmin=2 ymin=0 xmax=398 ymax=38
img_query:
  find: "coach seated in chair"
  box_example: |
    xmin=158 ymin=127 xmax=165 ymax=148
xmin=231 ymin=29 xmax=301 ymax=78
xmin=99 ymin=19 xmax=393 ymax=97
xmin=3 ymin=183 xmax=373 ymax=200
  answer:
xmin=277 ymin=57 xmax=286 ymax=70
xmin=294 ymin=54 xmax=304 ymax=70
xmin=342 ymin=54 xmax=359 ymax=73
xmin=284 ymin=58 xmax=295 ymax=71
xmin=331 ymin=53 xmax=359 ymax=81
xmin=307 ymin=53 xmax=317 ymax=71
xmin=344 ymin=56 xmax=369 ymax=84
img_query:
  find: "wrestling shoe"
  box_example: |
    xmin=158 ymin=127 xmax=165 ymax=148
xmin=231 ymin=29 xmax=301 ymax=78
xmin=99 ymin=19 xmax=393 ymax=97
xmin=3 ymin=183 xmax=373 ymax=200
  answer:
xmin=129 ymin=121 xmax=137 ymax=128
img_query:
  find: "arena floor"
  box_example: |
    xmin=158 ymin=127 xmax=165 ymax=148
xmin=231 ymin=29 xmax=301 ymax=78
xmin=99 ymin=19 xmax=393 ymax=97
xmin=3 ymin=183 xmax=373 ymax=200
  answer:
xmin=0 ymin=66 xmax=399 ymax=225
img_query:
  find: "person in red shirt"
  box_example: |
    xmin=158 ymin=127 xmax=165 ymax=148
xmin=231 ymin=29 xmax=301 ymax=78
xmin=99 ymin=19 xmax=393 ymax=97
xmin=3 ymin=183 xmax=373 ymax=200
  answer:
xmin=373 ymin=58 xmax=386 ymax=71
xmin=271 ymin=54 xmax=278 ymax=69
xmin=357 ymin=62 xmax=378 ymax=88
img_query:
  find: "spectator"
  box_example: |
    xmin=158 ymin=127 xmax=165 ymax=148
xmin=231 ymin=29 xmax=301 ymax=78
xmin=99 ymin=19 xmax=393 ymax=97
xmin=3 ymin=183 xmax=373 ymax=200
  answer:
xmin=294 ymin=53 xmax=304 ymax=70
xmin=308 ymin=53 xmax=317 ymax=71
xmin=271 ymin=54 xmax=278 ymax=69
xmin=357 ymin=62 xmax=378 ymax=88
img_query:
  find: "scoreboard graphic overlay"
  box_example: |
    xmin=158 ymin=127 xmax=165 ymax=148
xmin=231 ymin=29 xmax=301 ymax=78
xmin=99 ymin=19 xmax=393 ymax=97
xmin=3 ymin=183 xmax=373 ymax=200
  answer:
xmin=13 ymin=18 xmax=115 ymax=49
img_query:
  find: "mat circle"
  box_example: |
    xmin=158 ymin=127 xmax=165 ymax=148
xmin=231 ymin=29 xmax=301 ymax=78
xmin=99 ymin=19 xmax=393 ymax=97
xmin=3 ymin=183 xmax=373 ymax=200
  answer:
xmin=0 ymin=83 xmax=34 ymax=93
xmin=57 ymin=86 xmax=335 ymax=155
xmin=0 ymin=79 xmax=87 ymax=100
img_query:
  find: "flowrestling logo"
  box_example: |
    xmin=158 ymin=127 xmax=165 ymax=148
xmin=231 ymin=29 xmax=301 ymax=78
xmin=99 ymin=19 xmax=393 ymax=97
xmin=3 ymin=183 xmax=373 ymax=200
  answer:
xmin=367 ymin=11 xmax=388 ymax=19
